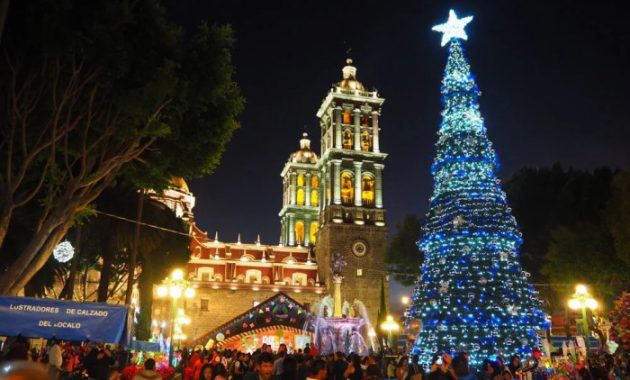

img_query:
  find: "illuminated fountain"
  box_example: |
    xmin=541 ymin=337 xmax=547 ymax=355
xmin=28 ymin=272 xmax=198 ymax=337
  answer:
xmin=305 ymin=252 xmax=375 ymax=355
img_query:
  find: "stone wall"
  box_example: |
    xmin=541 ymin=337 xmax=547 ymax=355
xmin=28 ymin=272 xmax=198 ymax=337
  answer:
xmin=315 ymin=223 xmax=390 ymax=324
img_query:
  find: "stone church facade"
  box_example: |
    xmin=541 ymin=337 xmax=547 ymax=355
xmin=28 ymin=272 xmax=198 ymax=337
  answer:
xmin=153 ymin=59 xmax=390 ymax=345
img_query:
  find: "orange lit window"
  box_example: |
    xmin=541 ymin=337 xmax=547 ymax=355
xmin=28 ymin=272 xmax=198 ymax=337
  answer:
xmin=343 ymin=129 xmax=353 ymax=149
xmin=343 ymin=111 xmax=352 ymax=124
xmin=361 ymin=130 xmax=371 ymax=151
xmin=310 ymin=222 xmax=319 ymax=244
xmin=361 ymin=115 xmax=370 ymax=127
xmin=310 ymin=190 xmax=319 ymax=207
xmin=341 ymin=172 xmax=354 ymax=205
xmin=361 ymin=175 xmax=375 ymax=207
xmin=311 ymin=175 xmax=319 ymax=188
xmin=295 ymin=221 xmax=305 ymax=245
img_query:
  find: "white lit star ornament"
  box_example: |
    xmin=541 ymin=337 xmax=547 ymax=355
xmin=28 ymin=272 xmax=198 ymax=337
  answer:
xmin=432 ymin=9 xmax=474 ymax=47
xmin=53 ymin=240 xmax=75 ymax=263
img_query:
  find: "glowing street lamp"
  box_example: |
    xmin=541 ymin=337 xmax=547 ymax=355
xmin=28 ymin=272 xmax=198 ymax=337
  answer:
xmin=156 ymin=268 xmax=195 ymax=367
xmin=380 ymin=315 xmax=400 ymax=349
xmin=568 ymin=284 xmax=598 ymax=353
xmin=401 ymin=296 xmax=410 ymax=306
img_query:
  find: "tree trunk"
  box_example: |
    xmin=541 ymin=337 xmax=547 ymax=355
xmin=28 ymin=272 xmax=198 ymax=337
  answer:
xmin=0 ymin=214 xmax=69 ymax=294
xmin=125 ymin=191 xmax=144 ymax=305
xmin=0 ymin=198 xmax=14 ymax=253
xmin=6 ymin=223 xmax=71 ymax=294
xmin=60 ymin=225 xmax=82 ymax=300
xmin=97 ymin=233 xmax=116 ymax=302
xmin=136 ymin=261 xmax=154 ymax=340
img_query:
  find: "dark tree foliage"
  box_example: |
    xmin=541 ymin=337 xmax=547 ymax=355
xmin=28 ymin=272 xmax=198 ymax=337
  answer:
xmin=504 ymin=165 xmax=630 ymax=310
xmin=0 ymin=0 xmax=243 ymax=293
xmin=385 ymin=214 xmax=423 ymax=286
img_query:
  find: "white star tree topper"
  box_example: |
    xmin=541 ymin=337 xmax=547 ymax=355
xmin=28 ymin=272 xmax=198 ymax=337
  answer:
xmin=432 ymin=9 xmax=474 ymax=47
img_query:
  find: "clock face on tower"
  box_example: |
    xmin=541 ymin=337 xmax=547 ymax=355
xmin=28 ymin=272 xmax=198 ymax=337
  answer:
xmin=352 ymin=240 xmax=368 ymax=257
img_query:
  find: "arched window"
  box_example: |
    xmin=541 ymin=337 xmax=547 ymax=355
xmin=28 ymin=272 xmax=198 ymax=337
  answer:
xmin=360 ymin=130 xmax=371 ymax=151
xmin=343 ymin=111 xmax=352 ymax=124
xmin=297 ymin=174 xmax=305 ymax=186
xmin=198 ymin=267 xmax=214 ymax=281
xmin=292 ymin=272 xmax=307 ymax=286
xmin=341 ymin=172 xmax=354 ymax=204
xmin=245 ymin=269 xmax=262 ymax=284
xmin=310 ymin=190 xmax=318 ymax=207
xmin=343 ymin=129 xmax=353 ymax=149
xmin=311 ymin=175 xmax=319 ymax=188
xmin=310 ymin=222 xmax=319 ymax=244
xmin=361 ymin=175 xmax=375 ymax=207
xmin=295 ymin=220 xmax=305 ymax=245
xmin=341 ymin=172 xmax=354 ymax=205
xmin=361 ymin=115 xmax=370 ymax=127
xmin=296 ymin=188 xmax=305 ymax=205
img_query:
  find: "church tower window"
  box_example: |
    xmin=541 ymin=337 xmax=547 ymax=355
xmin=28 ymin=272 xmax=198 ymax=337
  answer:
xmin=295 ymin=220 xmax=305 ymax=245
xmin=310 ymin=190 xmax=318 ymax=207
xmin=296 ymin=188 xmax=305 ymax=206
xmin=361 ymin=130 xmax=372 ymax=151
xmin=311 ymin=175 xmax=319 ymax=188
xmin=341 ymin=172 xmax=354 ymax=205
xmin=297 ymin=174 xmax=305 ymax=186
xmin=342 ymin=111 xmax=352 ymax=124
xmin=362 ymin=174 xmax=375 ymax=207
xmin=342 ymin=129 xmax=353 ymax=149
xmin=310 ymin=221 xmax=318 ymax=244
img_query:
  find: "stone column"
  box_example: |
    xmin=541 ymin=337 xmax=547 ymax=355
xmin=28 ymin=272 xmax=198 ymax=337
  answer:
xmin=290 ymin=171 xmax=297 ymax=205
xmin=333 ymin=160 xmax=342 ymax=205
xmin=371 ymin=111 xmax=380 ymax=153
xmin=354 ymin=161 xmax=363 ymax=206
xmin=334 ymin=107 xmax=342 ymax=149
xmin=332 ymin=276 xmax=343 ymax=317
xmin=305 ymin=172 xmax=311 ymax=206
xmin=375 ymin=163 xmax=384 ymax=208
xmin=353 ymin=108 xmax=361 ymax=151
xmin=288 ymin=213 xmax=295 ymax=246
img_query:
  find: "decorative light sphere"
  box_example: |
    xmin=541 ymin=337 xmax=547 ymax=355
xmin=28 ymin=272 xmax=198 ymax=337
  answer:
xmin=156 ymin=286 xmax=168 ymax=297
xmin=585 ymin=298 xmax=598 ymax=310
xmin=568 ymin=298 xmax=582 ymax=310
xmin=53 ymin=240 xmax=74 ymax=263
xmin=575 ymin=284 xmax=588 ymax=295
xmin=184 ymin=287 xmax=195 ymax=298
xmin=171 ymin=269 xmax=184 ymax=281
xmin=169 ymin=286 xmax=182 ymax=299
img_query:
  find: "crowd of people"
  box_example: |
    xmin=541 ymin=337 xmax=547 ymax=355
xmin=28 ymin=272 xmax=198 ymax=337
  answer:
xmin=1 ymin=337 xmax=629 ymax=380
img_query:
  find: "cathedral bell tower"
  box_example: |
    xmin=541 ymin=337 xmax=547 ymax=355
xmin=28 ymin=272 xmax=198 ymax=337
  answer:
xmin=315 ymin=59 xmax=388 ymax=322
xmin=279 ymin=133 xmax=320 ymax=247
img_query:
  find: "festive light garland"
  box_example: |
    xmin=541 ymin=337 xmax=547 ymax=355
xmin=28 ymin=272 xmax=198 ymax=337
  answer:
xmin=408 ymin=11 xmax=548 ymax=366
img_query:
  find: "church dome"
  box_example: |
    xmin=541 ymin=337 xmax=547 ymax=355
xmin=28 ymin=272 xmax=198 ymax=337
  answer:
xmin=337 ymin=58 xmax=365 ymax=91
xmin=289 ymin=133 xmax=318 ymax=164
xmin=170 ymin=176 xmax=190 ymax=193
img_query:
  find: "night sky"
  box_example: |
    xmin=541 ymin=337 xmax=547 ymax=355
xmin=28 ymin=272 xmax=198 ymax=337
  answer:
xmin=168 ymin=1 xmax=630 ymax=305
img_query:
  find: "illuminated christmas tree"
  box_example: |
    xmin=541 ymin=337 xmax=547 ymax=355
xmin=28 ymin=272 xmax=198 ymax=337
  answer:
xmin=408 ymin=10 xmax=548 ymax=365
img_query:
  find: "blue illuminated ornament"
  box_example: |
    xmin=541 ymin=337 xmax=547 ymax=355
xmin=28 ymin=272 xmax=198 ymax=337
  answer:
xmin=53 ymin=240 xmax=74 ymax=263
xmin=432 ymin=9 xmax=474 ymax=47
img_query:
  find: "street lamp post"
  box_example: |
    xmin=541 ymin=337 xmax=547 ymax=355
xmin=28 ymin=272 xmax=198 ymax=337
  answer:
xmin=568 ymin=284 xmax=598 ymax=354
xmin=380 ymin=315 xmax=400 ymax=350
xmin=156 ymin=269 xmax=195 ymax=367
